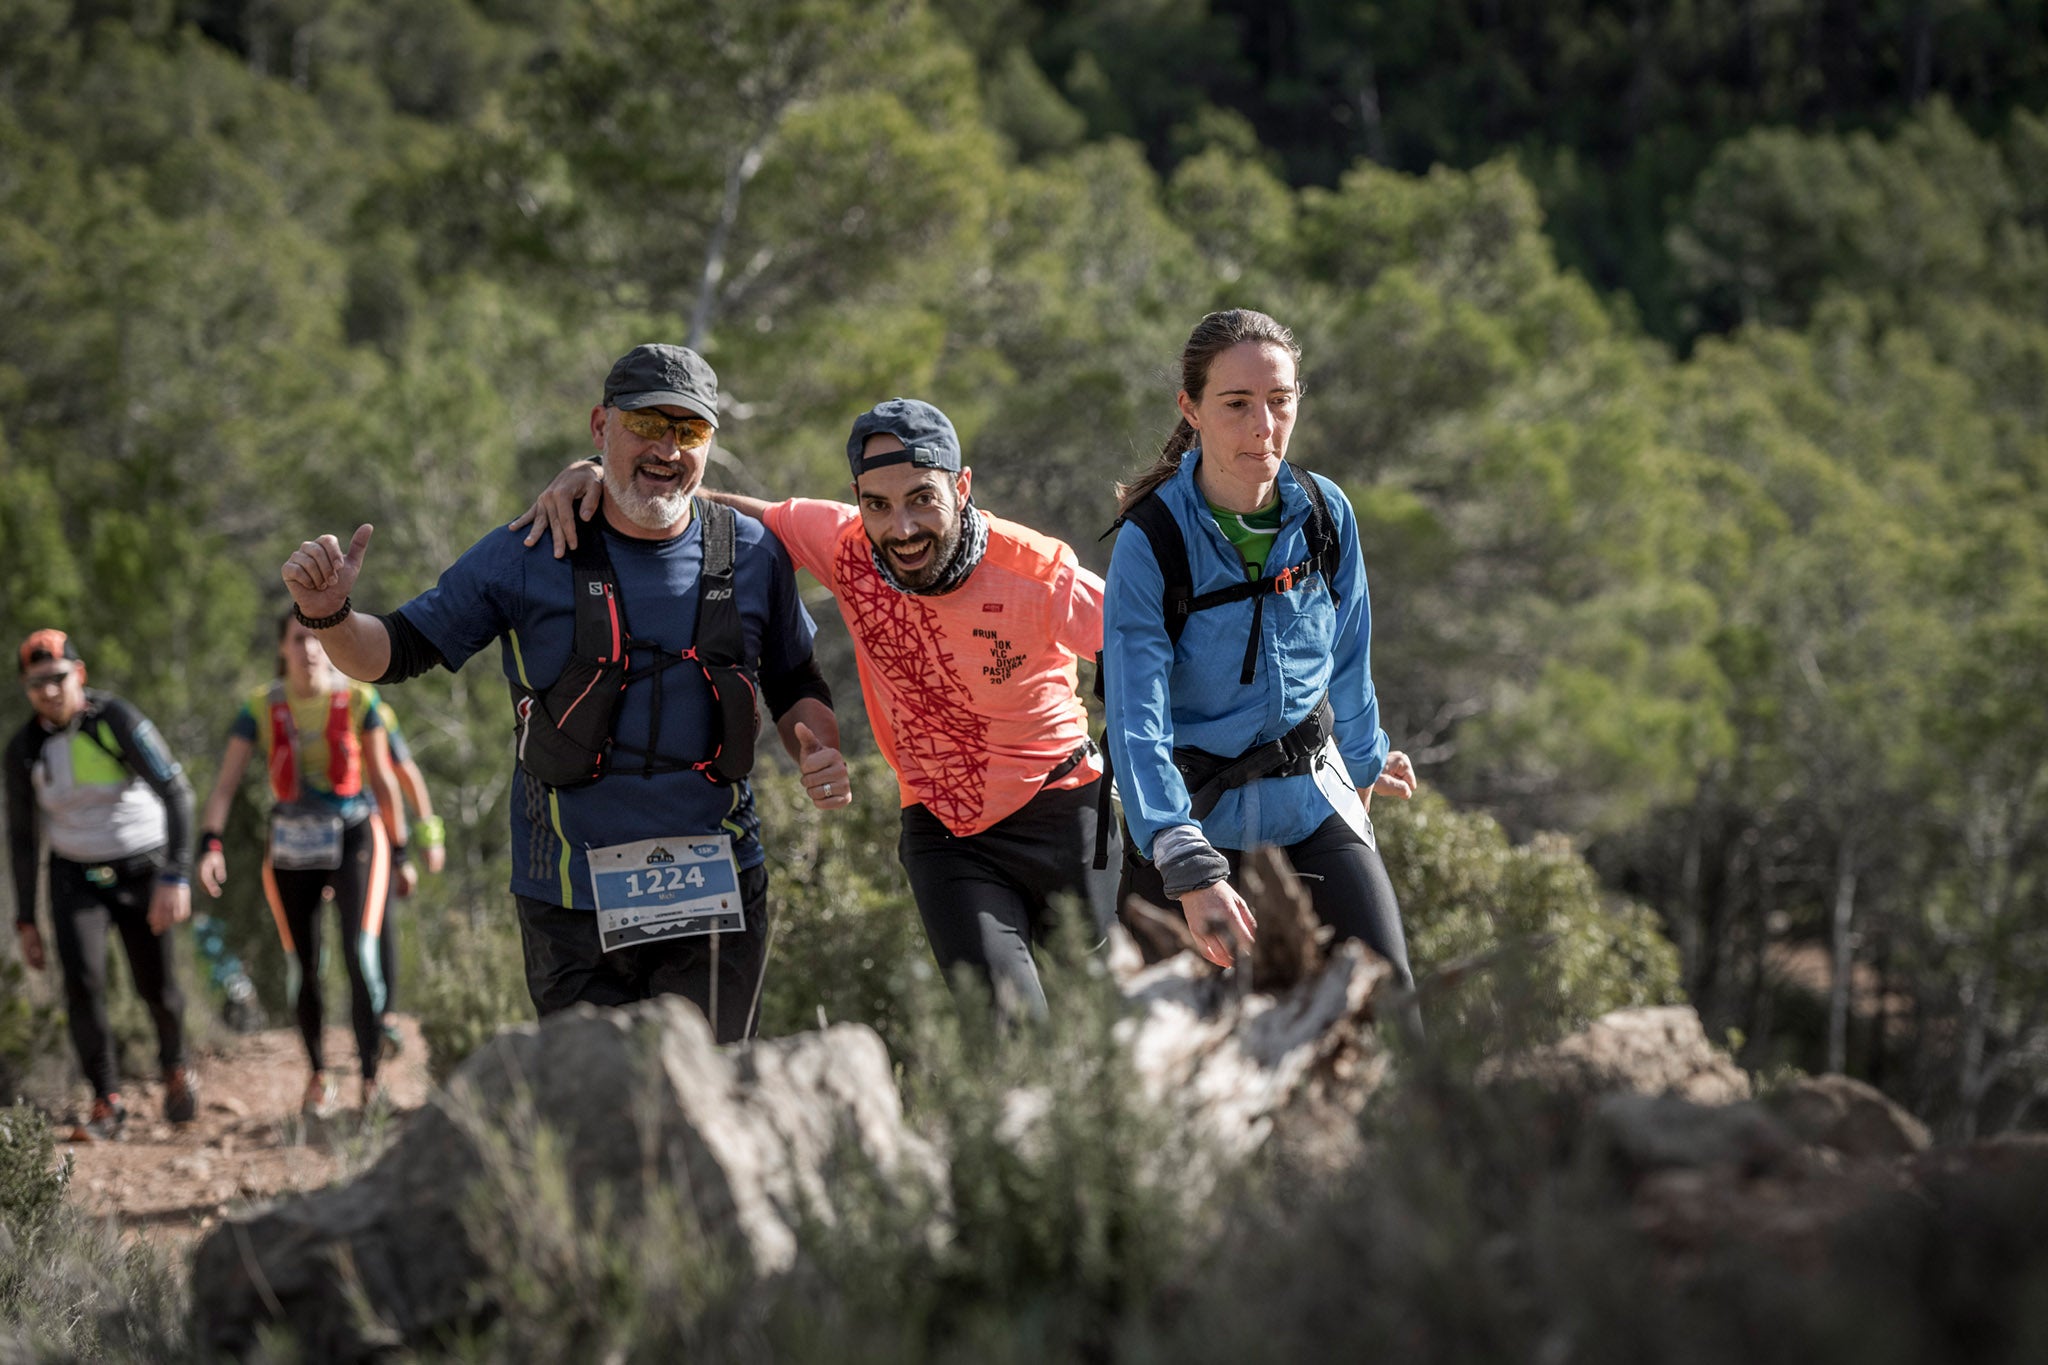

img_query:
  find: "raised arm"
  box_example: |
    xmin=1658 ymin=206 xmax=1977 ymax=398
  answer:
xmin=280 ymin=525 xmax=393 ymax=680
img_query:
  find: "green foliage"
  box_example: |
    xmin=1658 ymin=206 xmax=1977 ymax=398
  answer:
xmin=753 ymin=756 xmax=939 ymax=1052
xmin=413 ymin=909 xmax=533 ymax=1085
xmin=0 ymin=1101 xmax=186 ymax=1361
xmin=0 ymin=957 xmax=64 ymax=1105
xmin=0 ymin=1193 xmax=187 ymax=1364
xmin=1385 ymin=791 xmax=1683 ymax=1043
xmin=0 ymin=1104 xmax=68 ymax=1239
xmin=442 ymin=1076 xmax=752 ymax=1362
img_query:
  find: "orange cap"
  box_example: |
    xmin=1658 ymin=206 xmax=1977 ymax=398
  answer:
xmin=17 ymin=628 xmax=80 ymax=674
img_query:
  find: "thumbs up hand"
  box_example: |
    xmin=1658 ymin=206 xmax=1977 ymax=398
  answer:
xmin=282 ymin=524 xmax=374 ymax=620
xmin=794 ymin=720 xmax=851 ymax=810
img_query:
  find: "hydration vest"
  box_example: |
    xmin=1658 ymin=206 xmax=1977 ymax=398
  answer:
xmin=265 ymin=681 xmax=363 ymax=803
xmin=1092 ymin=467 xmax=1344 ymax=866
xmin=511 ymin=501 xmax=760 ymax=790
xmin=1111 ymin=467 xmax=1341 ymax=684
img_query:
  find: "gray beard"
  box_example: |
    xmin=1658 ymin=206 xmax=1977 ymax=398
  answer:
xmin=606 ymin=468 xmax=691 ymax=531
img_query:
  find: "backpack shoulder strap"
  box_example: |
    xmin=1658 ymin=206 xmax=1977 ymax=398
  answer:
xmin=694 ymin=499 xmax=742 ymax=664
xmin=1119 ymin=492 xmax=1196 ymax=646
xmin=567 ymin=526 xmax=623 ymax=663
xmin=1292 ymin=468 xmax=1342 ymax=601
xmin=76 ymin=699 xmax=126 ymax=768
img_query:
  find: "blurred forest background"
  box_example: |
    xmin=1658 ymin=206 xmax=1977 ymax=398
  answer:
xmin=1 ymin=0 xmax=2045 ymax=1138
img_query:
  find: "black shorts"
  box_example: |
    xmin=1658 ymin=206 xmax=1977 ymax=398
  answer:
xmin=514 ymin=860 xmax=770 ymax=1043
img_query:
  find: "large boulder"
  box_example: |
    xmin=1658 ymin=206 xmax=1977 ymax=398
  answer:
xmin=190 ymin=999 xmax=942 ymax=1363
xmin=1488 ymin=1006 xmax=1752 ymax=1105
xmin=1766 ymin=1073 xmax=1933 ymax=1160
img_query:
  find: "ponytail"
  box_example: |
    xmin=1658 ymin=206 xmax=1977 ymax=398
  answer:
xmin=1115 ymin=418 xmax=1198 ymax=518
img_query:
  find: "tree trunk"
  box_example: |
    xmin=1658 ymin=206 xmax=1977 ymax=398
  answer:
xmin=1353 ymin=52 xmax=1388 ymax=165
xmin=1826 ymin=833 xmax=1857 ymax=1075
xmin=1957 ymin=971 xmax=1992 ymax=1140
xmin=1907 ymin=1 xmax=1935 ymax=103
xmin=686 ymin=134 xmax=772 ymax=353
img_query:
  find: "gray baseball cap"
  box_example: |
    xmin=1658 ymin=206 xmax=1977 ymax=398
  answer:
xmin=845 ymin=398 xmax=962 ymax=478
xmin=603 ymin=344 xmax=721 ymax=427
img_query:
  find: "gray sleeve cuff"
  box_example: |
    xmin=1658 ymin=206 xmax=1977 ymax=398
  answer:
xmin=1153 ymin=824 xmax=1230 ymax=900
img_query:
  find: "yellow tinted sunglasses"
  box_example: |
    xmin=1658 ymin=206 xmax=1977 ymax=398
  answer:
xmin=615 ymin=407 xmax=714 ymax=447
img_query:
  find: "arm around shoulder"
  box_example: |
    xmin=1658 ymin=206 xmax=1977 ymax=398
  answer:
xmin=699 ymin=487 xmax=777 ymax=521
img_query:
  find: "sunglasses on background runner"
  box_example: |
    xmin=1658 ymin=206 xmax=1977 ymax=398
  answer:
xmin=23 ymin=669 xmax=74 ymax=691
xmin=615 ymin=408 xmax=714 ymax=448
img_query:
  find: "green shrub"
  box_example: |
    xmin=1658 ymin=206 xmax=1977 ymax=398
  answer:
xmin=1380 ymin=790 xmax=1684 ymax=1047
xmin=413 ymin=907 xmax=533 ymax=1084
xmin=753 ymin=754 xmax=941 ymax=1054
xmin=798 ymin=957 xmax=1196 ymax=1362
xmin=0 ymin=1104 xmax=68 ymax=1239
xmin=0 ymin=1104 xmax=186 ymax=1363
xmin=0 ymin=956 xmax=65 ymax=1104
xmin=442 ymin=1074 xmax=752 ymax=1363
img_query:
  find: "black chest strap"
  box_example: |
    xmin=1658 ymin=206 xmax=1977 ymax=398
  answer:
xmin=1090 ymin=470 xmax=1345 ymax=868
xmin=1106 ymin=469 xmax=1342 ymax=685
xmin=513 ymin=505 xmax=759 ymax=789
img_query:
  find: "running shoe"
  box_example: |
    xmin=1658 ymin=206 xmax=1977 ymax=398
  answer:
xmin=163 ymin=1066 xmax=198 ymax=1124
xmin=301 ymin=1072 xmax=338 ymax=1118
xmin=81 ymin=1093 xmax=128 ymax=1141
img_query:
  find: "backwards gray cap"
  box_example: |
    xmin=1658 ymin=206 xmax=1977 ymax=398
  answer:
xmin=603 ymin=344 xmax=721 ymax=428
xmin=845 ymin=398 xmax=962 ymax=477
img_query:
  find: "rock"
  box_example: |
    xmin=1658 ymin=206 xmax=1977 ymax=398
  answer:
xmin=190 ymin=999 xmax=942 ymax=1363
xmin=1595 ymin=1093 xmax=1799 ymax=1180
xmin=1489 ymin=1006 xmax=1751 ymax=1105
xmin=1766 ymin=1074 xmax=1931 ymax=1160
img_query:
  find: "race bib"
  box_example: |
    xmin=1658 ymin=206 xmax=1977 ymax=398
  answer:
xmin=270 ymin=809 xmax=345 ymax=870
xmin=588 ymin=834 xmax=745 ymax=953
xmin=1310 ymin=741 xmax=1376 ymax=850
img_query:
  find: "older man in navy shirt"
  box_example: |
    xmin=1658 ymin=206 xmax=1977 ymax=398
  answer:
xmin=278 ymin=344 xmax=848 ymax=1040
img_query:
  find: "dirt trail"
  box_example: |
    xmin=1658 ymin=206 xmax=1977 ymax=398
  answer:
xmin=53 ymin=1017 xmax=433 ymax=1249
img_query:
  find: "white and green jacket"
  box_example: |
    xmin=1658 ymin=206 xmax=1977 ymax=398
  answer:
xmin=5 ymin=690 xmax=194 ymax=922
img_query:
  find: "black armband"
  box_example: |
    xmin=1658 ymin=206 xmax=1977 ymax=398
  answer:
xmin=762 ymin=654 xmax=833 ymax=721
xmin=201 ymin=832 xmax=225 ymax=856
xmin=375 ymin=609 xmax=447 ymax=686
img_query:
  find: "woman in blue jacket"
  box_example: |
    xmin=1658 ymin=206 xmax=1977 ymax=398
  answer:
xmin=1104 ymin=308 xmax=1417 ymax=983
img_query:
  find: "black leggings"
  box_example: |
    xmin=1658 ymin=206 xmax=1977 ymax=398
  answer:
xmin=1120 ymin=813 xmax=1416 ymax=991
xmin=263 ymin=817 xmax=389 ymax=1080
xmin=48 ymin=855 xmax=186 ymax=1098
xmin=379 ymin=897 xmax=401 ymax=1016
xmin=899 ymin=778 xmax=1121 ymax=1021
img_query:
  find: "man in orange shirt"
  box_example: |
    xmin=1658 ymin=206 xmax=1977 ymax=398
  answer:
xmin=522 ymin=399 xmax=1117 ymax=1019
